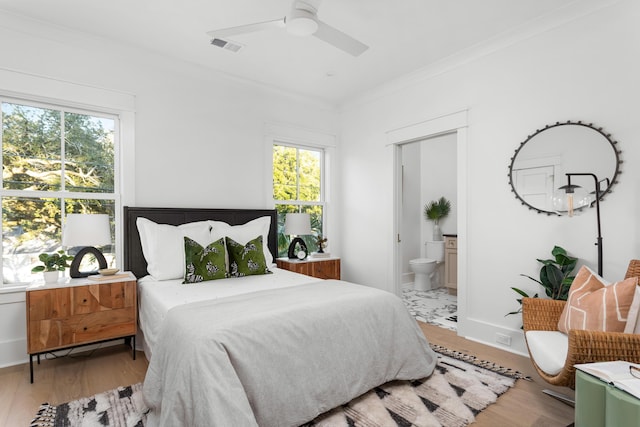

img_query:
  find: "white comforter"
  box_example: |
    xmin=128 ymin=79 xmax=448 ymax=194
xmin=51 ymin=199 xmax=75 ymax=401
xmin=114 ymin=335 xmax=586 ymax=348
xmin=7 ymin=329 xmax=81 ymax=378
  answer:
xmin=137 ymin=267 xmax=323 ymax=356
xmin=143 ymin=280 xmax=436 ymax=427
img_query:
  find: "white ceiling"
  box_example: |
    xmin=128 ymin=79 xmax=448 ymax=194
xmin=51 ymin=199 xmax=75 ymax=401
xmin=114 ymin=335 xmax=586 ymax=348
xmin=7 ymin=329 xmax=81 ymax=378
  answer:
xmin=0 ymin=0 xmax=596 ymax=105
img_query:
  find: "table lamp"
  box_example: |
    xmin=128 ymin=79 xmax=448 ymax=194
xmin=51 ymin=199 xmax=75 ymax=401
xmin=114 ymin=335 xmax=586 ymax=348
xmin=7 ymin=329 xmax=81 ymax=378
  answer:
xmin=62 ymin=213 xmax=111 ymax=278
xmin=285 ymin=213 xmax=311 ymax=260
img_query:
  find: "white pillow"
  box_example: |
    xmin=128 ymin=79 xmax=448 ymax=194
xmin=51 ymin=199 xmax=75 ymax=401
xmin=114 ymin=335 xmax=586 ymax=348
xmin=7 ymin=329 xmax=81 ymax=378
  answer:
xmin=136 ymin=217 xmax=212 ymax=280
xmin=209 ymin=216 xmax=273 ymax=265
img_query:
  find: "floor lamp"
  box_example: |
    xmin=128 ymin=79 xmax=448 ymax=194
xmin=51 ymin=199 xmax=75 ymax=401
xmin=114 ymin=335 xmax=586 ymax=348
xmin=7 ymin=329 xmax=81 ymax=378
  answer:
xmin=552 ymin=173 xmax=603 ymax=276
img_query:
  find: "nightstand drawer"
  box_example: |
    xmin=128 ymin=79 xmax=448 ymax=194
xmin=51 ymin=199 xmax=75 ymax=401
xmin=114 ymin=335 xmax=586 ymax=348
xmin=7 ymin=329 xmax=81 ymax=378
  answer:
xmin=311 ymin=260 xmax=340 ymax=279
xmin=276 ymin=257 xmax=341 ymax=280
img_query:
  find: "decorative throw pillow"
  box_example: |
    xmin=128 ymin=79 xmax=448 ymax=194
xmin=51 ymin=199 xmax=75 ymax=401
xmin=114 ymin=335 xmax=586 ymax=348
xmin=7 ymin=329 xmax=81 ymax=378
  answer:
xmin=137 ymin=217 xmax=212 ymax=280
xmin=624 ymin=283 xmax=640 ymax=334
xmin=210 ymin=217 xmax=274 ymax=266
xmin=557 ymin=265 xmax=639 ymax=334
xmin=183 ymin=237 xmax=227 ymax=283
xmin=226 ymin=235 xmax=272 ymax=277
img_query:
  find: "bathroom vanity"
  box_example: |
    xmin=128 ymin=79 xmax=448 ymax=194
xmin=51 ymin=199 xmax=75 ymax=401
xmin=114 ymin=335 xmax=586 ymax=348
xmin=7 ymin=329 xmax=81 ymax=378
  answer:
xmin=444 ymin=235 xmax=457 ymax=295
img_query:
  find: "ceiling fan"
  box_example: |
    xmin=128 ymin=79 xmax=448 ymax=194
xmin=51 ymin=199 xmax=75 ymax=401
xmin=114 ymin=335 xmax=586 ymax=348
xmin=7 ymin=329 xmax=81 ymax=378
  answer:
xmin=206 ymin=0 xmax=369 ymax=57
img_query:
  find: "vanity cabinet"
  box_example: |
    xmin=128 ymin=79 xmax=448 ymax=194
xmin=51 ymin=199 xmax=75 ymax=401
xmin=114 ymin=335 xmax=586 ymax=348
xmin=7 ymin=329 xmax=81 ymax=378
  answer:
xmin=444 ymin=236 xmax=457 ymax=295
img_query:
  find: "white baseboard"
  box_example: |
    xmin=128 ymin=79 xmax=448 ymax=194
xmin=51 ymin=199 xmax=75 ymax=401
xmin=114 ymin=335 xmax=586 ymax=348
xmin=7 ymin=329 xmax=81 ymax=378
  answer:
xmin=459 ymin=317 xmax=529 ymax=357
xmin=402 ymin=272 xmax=414 ymax=285
xmin=0 ymin=337 xmax=27 ymax=368
xmin=0 ymin=337 xmax=135 ymax=369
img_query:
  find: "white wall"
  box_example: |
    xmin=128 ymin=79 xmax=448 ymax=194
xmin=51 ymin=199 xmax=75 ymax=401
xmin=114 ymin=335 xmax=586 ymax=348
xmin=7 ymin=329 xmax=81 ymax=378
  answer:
xmin=339 ymin=0 xmax=640 ymax=354
xmin=0 ymin=12 xmax=339 ymax=367
xmin=420 ymin=133 xmax=457 ymax=244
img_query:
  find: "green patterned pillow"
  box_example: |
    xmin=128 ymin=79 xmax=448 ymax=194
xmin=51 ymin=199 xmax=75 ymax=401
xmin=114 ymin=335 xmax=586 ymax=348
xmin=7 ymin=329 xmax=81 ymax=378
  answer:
xmin=226 ymin=235 xmax=272 ymax=277
xmin=183 ymin=237 xmax=227 ymax=283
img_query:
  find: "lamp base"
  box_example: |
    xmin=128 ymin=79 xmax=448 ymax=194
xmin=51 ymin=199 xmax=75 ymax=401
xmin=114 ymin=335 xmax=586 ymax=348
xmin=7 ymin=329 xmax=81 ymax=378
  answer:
xmin=287 ymin=237 xmax=309 ymax=260
xmin=69 ymin=246 xmax=108 ymax=278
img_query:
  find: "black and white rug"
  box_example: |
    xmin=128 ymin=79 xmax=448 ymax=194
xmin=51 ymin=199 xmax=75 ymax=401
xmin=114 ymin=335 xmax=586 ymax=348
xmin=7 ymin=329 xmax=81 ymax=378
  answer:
xmin=31 ymin=345 xmax=525 ymax=427
xmin=403 ymin=287 xmax=458 ymax=330
xmin=31 ymin=383 xmax=145 ymax=427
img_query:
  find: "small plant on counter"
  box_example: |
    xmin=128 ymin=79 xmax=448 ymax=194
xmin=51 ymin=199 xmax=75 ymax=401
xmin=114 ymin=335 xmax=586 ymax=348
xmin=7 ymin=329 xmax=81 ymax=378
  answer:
xmin=424 ymin=197 xmax=451 ymax=241
xmin=506 ymin=245 xmax=578 ymax=319
xmin=31 ymin=250 xmax=74 ymax=273
xmin=315 ymin=234 xmax=328 ymax=253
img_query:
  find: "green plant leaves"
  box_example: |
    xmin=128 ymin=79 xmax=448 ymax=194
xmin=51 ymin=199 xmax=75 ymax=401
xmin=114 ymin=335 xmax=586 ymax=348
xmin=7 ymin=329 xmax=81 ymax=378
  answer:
xmin=424 ymin=197 xmax=451 ymax=222
xmin=506 ymin=245 xmax=578 ymax=321
xmin=31 ymin=250 xmax=73 ymax=273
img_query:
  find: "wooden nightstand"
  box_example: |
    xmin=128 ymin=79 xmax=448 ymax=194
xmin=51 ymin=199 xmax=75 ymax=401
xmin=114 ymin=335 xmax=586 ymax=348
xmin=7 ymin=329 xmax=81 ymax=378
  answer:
xmin=26 ymin=271 xmax=137 ymax=383
xmin=276 ymin=257 xmax=341 ymax=280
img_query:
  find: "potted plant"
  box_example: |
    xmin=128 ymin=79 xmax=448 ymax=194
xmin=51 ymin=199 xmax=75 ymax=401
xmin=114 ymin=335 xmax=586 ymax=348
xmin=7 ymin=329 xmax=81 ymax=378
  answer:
xmin=315 ymin=234 xmax=328 ymax=253
xmin=424 ymin=197 xmax=451 ymax=241
xmin=31 ymin=250 xmax=74 ymax=283
xmin=506 ymin=245 xmax=578 ymax=319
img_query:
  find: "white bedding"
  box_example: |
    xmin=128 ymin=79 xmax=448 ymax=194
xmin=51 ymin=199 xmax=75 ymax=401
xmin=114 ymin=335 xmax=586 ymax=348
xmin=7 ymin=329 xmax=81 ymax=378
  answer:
xmin=142 ymin=279 xmax=436 ymax=427
xmin=138 ymin=267 xmax=324 ymax=356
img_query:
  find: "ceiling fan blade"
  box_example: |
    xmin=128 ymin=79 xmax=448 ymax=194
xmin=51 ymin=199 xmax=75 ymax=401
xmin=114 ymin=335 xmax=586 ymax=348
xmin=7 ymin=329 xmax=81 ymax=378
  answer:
xmin=313 ymin=20 xmax=368 ymax=56
xmin=207 ymin=18 xmax=285 ymax=39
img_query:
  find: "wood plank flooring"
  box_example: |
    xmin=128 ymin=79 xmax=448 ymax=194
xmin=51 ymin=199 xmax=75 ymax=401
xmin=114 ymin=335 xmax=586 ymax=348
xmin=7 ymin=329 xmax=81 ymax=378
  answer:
xmin=1 ymin=323 xmax=574 ymax=426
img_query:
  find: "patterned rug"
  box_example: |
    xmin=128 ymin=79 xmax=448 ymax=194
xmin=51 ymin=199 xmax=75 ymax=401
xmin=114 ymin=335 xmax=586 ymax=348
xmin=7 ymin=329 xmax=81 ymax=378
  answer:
xmin=402 ymin=287 xmax=458 ymax=330
xmin=31 ymin=345 xmax=525 ymax=427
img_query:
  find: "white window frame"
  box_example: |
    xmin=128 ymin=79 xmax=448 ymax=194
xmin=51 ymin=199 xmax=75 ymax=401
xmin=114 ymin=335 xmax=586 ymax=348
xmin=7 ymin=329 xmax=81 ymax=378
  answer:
xmin=265 ymin=122 xmax=336 ymax=257
xmin=273 ymin=140 xmax=326 ymax=211
xmin=0 ymin=96 xmax=122 ymax=287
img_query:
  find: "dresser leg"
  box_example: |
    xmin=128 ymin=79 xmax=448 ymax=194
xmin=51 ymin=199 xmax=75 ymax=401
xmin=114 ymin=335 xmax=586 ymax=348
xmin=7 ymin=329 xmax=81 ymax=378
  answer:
xmin=30 ymin=355 xmax=34 ymax=384
xmin=132 ymin=335 xmax=136 ymax=360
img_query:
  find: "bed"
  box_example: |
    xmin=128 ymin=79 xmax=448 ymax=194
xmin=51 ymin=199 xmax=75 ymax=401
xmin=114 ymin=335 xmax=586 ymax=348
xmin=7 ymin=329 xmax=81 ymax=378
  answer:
xmin=123 ymin=206 xmax=436 ymax=427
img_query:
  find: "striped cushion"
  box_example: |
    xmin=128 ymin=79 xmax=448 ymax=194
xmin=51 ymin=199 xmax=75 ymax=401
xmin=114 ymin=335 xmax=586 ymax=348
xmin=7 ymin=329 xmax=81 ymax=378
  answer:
xmin=557 ymin=265 xmax=639 ymax=333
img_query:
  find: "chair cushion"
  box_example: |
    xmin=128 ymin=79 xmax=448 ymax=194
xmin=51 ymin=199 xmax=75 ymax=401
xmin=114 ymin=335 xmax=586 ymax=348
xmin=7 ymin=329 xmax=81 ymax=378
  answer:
xmin=525 ymin=330 xmax=568 ymax=376
xmin=557 ymin=265 xmax=639 ymax=334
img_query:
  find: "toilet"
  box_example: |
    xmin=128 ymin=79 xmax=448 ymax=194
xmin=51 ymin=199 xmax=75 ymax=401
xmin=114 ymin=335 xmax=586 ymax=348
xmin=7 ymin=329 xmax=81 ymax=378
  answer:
xmin=409 ymin=241 xmax=445 ymax=291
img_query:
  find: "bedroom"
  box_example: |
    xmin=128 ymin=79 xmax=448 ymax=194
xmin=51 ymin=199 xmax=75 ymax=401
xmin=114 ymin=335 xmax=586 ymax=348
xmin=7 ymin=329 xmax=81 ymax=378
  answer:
xmin=1 ymin=0 xmax=639 ymax=425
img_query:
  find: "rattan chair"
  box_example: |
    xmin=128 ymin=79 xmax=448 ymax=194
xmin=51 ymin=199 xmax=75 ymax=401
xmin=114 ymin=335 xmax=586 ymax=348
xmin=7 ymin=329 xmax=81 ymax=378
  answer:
xmin=522 ymin=259 xmax=640 ymax=394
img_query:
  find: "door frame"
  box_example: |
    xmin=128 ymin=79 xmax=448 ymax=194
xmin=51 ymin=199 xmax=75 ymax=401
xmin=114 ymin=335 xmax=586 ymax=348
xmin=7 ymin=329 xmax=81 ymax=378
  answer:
xmin=387 ymin=109 xmax=468 ymax=335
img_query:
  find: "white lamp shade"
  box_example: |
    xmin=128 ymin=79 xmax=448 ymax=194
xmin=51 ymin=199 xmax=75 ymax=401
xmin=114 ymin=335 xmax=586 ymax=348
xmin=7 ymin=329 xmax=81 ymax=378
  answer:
xmin=62 ymin=214 xmax=111 ymax=247
xmin=284 ymin=213 xmax=312 ymax=235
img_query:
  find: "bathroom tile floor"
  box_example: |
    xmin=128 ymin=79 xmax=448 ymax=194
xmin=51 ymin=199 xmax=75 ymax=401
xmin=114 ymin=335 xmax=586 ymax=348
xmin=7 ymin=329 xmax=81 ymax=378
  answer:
xmin=402 ymin=286 xmax=457 ymax=331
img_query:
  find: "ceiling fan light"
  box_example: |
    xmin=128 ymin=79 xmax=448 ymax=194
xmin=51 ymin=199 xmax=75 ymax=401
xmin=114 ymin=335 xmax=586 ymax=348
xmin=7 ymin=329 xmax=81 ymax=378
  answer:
xmin=286 ymin=8 xmax=318 ymax=36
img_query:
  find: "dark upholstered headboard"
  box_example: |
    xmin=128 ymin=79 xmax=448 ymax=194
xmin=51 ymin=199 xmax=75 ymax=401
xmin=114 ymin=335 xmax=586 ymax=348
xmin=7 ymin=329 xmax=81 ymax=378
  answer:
xmin=123 ymin=206 xmax=278 ymax=279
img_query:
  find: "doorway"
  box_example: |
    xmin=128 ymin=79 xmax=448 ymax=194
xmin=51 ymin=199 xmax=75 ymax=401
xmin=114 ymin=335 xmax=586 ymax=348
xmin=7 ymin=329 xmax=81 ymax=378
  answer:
xmin=399 ymin=133 xmax=457 ymax=329
xmin=388 ymin=109 xmax=468 ymax=335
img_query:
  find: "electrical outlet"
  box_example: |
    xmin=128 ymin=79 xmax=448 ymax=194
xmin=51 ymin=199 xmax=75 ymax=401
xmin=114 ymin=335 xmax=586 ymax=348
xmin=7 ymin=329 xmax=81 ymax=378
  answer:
xmin=496 ymin=333 xmax=511 ymax=346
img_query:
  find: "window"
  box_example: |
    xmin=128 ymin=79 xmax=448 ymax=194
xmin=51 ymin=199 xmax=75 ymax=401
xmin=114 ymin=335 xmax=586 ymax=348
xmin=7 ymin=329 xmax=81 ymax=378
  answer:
xmin=1 ymin=98 xmax=118 ymax=286
xmin=273 ymin=143 xmax=324 ymax=257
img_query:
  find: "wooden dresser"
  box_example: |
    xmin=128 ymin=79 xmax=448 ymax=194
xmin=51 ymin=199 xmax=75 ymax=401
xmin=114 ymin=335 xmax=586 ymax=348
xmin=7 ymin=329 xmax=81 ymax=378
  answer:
xmin=26 ymin=272 xmax=137 ymax=383
xmin=276 ymin=257 xmax=341 ymax=280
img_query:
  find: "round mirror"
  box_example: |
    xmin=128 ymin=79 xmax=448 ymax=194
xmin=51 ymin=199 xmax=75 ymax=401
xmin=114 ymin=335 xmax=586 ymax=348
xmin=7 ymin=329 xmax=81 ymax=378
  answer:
xmin=508 ymin=121 xmax=622 ymax=215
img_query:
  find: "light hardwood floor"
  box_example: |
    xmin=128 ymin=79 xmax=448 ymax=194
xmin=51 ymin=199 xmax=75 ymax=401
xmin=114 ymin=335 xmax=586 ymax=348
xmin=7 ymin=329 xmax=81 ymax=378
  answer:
xmin=1 ymin=323 xmax=574 ymax=426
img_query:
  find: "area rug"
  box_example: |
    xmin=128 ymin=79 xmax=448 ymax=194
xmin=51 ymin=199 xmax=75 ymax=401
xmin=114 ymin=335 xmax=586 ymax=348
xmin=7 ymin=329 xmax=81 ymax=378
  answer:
xmin=31 ymin=345 xmax=526 ymax=427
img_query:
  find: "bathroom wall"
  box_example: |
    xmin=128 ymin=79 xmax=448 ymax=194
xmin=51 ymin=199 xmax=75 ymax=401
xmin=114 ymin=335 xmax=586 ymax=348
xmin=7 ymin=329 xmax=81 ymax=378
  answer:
xmin=420 ymin=133 xmax=458 ymax=246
